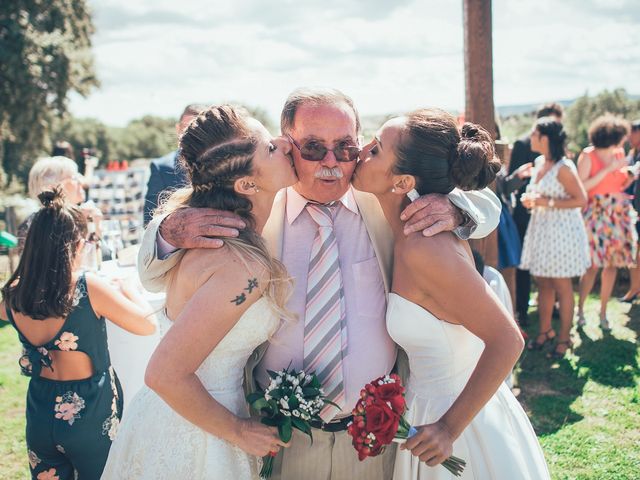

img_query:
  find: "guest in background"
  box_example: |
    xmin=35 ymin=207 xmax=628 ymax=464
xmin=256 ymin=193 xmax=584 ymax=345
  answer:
xmin=495 ymin=165 xmax=525 ymax=310
xmin=520 ymin=118 xmax=589 ymax=359
xmin=143 ymin=103 xmax=207 ymax=226
xmin=620 ymin=119 xmax=640 ymax=302
xmin=508 ymin=102 xmax=564 ymax=326
xmin=576 ymin=116 xmax=635 ymax=331
xmin=472 ymin=249 xmax=521 ymax=387
xmin=52 ymin=140 xmax=75 ymax=161
xmin=1 ymin=188 xmax=156 ymax=480
xmin=17 ymin=156 xmax=103 ymax=252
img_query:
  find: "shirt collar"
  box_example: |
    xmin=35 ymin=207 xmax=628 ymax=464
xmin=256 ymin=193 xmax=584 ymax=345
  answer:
xmin=286 ymin=186 xmax=360 ymax=224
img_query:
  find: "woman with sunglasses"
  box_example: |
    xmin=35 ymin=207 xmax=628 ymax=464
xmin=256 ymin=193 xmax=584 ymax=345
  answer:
xmin=352 ymin=109 xmax=549 ymax=479
xmin=1 ymin=188 xmax=156 ymax=480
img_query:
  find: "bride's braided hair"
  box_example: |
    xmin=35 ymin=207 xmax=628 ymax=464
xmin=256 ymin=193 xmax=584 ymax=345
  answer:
xmin=158 ymin=104 xmax=293 ymax=323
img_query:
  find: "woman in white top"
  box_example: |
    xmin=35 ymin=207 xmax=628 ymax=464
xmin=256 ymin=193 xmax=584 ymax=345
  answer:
xmin=520 ymin=118 xmax=590 ymax=359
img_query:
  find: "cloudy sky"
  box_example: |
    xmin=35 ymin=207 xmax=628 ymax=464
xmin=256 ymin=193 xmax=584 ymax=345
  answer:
xmin=69 ymin=0 xmax=640 ymax=127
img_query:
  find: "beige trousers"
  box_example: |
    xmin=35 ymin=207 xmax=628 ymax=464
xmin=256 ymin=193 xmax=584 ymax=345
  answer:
xmin=270 ymin=428 xmax=396 ymax=480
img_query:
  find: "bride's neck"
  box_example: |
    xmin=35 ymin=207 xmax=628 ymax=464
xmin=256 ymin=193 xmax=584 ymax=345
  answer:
xmin=376 ymin=192 xmax=411 ymax=242
xmin=251 ymin=193 xmax=276 ymax=235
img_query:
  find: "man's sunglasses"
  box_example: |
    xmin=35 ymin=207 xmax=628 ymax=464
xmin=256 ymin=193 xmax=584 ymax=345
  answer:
xmin=287 ymin=135 xmax=360 ymax=162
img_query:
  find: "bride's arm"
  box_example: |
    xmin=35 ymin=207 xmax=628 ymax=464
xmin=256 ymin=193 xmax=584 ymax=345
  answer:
xmin=144 ymin=257 xmax=286 ymax=457
xmin=398 ymin=234 xmax=524 ymax=466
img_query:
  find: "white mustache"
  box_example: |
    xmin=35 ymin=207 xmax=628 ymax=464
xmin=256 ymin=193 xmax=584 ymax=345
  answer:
xmin=315 ymin=167 xmax=344 ymax=179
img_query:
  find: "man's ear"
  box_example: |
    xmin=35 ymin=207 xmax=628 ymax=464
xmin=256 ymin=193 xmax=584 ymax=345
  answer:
xmin=392 ymin=175 xmax=416 ymax=195
xmin=234 ymin=176 xmax=258 ymax=196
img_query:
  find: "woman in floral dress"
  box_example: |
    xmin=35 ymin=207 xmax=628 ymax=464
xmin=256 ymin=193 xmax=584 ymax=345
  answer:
xmin=576 ymin=115 xmax=635 ymax=331
xmin=0 ymin=188 xmax=156 ymax=480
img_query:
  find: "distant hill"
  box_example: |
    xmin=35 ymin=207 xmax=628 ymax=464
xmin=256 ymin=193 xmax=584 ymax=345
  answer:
xmin=497 ymin=94 xmax=640 ymax=118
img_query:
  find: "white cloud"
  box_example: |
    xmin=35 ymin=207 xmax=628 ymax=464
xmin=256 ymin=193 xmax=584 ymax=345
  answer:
xmin=70 ymin=0 xmax=640 ymax=126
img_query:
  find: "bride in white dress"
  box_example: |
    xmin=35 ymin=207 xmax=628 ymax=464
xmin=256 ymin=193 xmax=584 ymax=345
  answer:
xmin=101 ymin=105 xmax=298 ymax=479
xmin=352 ymin=109 xmax=550 ymax=479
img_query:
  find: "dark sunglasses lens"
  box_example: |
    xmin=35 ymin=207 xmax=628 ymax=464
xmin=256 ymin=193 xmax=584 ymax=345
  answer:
xmin=299 ymin=143 xmax=360 ymax=162
xmin=300 ymin=144 xmax=328 ymax=161
xmin=337 ymin=146 xmax=360 ymax=162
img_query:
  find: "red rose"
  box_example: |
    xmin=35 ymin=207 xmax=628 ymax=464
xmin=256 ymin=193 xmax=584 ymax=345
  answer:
xmin=365 ymin=400 xmax=400 ymax=445
xmin=376 ymin=382 xmax=406 ymax=414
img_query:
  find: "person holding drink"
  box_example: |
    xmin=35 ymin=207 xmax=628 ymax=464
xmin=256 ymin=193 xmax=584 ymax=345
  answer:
xmin=520 ymin=118 xmax=590 ymax=358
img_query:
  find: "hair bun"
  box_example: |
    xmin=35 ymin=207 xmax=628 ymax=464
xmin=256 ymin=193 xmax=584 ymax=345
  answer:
xmin=38 ymin=187 xmax=66 ymax=209
xmin=449 ymin=122 xmax=501 ymax=190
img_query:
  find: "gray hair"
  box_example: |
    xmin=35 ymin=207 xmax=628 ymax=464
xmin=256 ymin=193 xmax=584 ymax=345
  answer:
xmin=28 ymin=156 xmax=79 ymax=199
xmin=280 ymin=87 xmax=361 ymax=135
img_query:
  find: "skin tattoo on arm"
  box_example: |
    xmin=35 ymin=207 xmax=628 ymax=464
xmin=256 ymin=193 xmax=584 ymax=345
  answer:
xmin=230 ymin=278 xmax=259 ymax=305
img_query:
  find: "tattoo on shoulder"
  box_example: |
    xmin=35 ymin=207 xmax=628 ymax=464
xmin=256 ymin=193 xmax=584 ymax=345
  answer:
xmin=230 ymin=278 xmax=259 ymax=305
xmin=245 ymin=278 xmax=259 ymax=294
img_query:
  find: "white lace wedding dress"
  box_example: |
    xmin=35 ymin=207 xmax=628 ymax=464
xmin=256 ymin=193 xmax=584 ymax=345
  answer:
xmin=388 ymin=293 xmax=550 ymax=480
xmin=101 ymin=297 xmax=278 ymax=480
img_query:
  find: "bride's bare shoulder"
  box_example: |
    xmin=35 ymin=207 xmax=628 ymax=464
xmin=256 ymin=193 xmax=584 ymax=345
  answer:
xmin=397 ymin=232 xmax=470 ymax=279
xmin=179 ymin=246 xmax=268 ymax=289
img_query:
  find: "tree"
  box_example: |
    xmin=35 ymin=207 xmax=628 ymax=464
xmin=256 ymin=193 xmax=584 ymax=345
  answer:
xmin=564 ymin=89 xmax=640 ymax=153
xmin=0 ymin=0 xmax=98 ymax=184
xmin=51 ymin=116 xmax=111 ymax=165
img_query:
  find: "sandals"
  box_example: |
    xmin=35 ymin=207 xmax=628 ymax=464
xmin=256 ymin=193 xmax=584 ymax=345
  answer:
xmin=527 ymin=328 xmax=556 ymax=350
xmin=619 ymin=292 xmax=639 ymax=303
xmin=547 ymin=340 xmax=573 ymax=360
xmin=599 ymin=317 xmax=611 ymax=332
xmin=576 ymin=311 xmax=586 ymax=328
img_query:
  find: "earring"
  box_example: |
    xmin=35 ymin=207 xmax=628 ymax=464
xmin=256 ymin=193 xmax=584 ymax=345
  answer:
xmin=254 ymin=186 xmax=260 ymax=193
xmin=391 ymin=187 xmax=396 ymax=193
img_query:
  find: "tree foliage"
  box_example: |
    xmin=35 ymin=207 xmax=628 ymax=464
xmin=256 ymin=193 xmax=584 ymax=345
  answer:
xmin=0 ymin=0 xmax=98 ymax=183
xmin=498 ymin=89 xmax=640 ymax=154
xmin=563 ymin=89 xmax=640 ymax=153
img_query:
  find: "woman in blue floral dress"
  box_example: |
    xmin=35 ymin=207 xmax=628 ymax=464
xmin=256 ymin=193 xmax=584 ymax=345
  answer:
xmin=0 ymin=188 xmax=156 ymax=480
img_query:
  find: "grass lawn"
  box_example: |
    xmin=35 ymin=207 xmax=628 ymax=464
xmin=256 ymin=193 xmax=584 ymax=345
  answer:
xmin=0 ymin=293 xmax=639 ymax=479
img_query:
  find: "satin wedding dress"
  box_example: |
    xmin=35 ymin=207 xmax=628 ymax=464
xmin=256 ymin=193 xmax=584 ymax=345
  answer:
xmin=101 ymin=297 xmax=278 ymax=479
xmin=387 ymin=293 xmax=550 ymax=480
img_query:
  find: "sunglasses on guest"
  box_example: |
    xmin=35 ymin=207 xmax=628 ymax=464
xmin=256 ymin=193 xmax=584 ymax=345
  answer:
xmin=287 ymin=135 xmax=360 ymax=162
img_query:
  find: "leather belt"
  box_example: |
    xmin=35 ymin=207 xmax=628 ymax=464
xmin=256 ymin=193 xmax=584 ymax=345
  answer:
xmin=310 ymin=415 xmax=353 ymax=433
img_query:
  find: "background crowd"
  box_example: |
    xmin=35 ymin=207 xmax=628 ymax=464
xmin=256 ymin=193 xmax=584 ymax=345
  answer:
xmin=494 ymin=103 xmax=640 ymax=361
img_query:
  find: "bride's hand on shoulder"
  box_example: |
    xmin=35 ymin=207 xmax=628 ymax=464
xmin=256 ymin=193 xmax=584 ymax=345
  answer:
xmin=234 ymin=418 xmax=290 ymax=457
xmin=400 ymin=421 xmax=454 ymax=467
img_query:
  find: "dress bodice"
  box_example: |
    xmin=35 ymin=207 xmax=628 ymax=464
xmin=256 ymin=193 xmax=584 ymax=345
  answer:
xmin=386 ymin=293 xmax=484 ymax=397
xmin=6 ymin=274 xmax=113 ymax=379
xmin=160 ymin=297 xmax=278 ymax=397
xmin=387 ymin=293 xmax=552 ymax=480
xmin=530 ymin=157 xmax=574 ymax=200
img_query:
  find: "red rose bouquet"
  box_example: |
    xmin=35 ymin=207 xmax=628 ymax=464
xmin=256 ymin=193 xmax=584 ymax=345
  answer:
xmin=347 ymin=374 xmax=466 ymax=476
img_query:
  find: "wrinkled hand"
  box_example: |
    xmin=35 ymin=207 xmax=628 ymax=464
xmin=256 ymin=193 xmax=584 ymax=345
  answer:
xmin=401 ymin=193 xmax=463 ymax=237
xmin=514 ymin=162 xmax=533 ymax=180
xmin=235 ymin=418 xmax=290 ymax=457
xmin=159 ymin=207 xmax=246 ymax=249
xmin=400 ymin=421 xmax=454 ymax=467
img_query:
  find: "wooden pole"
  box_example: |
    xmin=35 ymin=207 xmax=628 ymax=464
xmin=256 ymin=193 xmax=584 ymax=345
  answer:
xmin=463 ymin=0 xmax=498 ymax=268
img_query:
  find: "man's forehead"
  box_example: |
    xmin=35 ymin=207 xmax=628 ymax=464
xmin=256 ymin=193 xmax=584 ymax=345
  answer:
xmin=292 ymin=103 xmax=357 ymax=140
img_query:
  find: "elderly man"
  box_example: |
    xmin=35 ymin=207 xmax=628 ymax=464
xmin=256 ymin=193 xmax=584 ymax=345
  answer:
xmin=138 ymin=88 xmax=500 ymax=480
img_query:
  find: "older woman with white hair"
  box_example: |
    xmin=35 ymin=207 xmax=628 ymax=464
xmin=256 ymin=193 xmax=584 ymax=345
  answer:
xmin=17 ymin=156 xmax=102 ymax=251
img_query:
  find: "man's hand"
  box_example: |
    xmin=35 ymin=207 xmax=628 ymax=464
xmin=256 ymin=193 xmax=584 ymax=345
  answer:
xmin=401 ymin=193 xmax=464 ymax=237
xmin=159 ymin=207 xmax=246 ymax=249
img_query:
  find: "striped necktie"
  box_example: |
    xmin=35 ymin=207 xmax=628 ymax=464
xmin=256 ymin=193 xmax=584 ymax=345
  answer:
xmin=304 ymin=203 xmax=347 ymax=422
